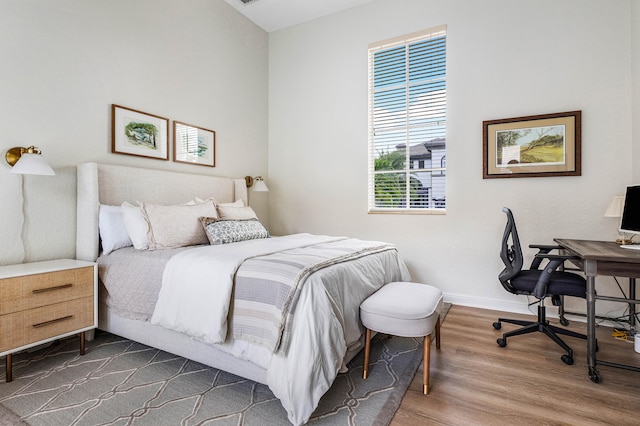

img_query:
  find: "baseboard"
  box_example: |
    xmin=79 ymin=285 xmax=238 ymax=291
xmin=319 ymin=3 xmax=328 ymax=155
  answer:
xmin=443 ymin=292 xmax=538 ymax=316
xmin=442 ymin=292 xmax=633 ymax=329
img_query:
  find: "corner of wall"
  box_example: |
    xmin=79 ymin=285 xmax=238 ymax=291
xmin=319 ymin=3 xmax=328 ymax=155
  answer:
xmin=0 ymin=170 xmax=25 ymax=265
xmin=631 ymin=0 xmax=640 ymax=182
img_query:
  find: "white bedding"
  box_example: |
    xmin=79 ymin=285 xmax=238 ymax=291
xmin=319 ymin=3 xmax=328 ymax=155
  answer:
xmin=150 ymin=234 xmax=410 ymax=425
xmin=151 ymin=233 xmax=343 ymax=344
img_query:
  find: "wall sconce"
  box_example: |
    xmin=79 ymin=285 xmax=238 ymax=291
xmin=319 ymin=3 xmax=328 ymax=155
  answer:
xmin=245 ymin=175 xmax=269 ymax=192
xmin=5 ymin=146 xmax=55 ymax=175
xmin=604 ymin=195 xmax=631 ymax=244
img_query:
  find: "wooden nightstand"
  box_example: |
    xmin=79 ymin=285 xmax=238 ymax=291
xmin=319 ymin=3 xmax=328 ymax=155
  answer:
xmin=0 ymin=259 xmax=97 ymax=382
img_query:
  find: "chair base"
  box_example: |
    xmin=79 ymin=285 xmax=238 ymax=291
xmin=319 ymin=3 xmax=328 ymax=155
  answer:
xmin=494 ymin=305 xmax=586 ymax=364
xmin=363 ymin=316 xmax=441 ymax=394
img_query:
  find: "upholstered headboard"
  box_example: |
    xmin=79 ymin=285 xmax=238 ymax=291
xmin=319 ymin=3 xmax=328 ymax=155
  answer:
xmin=76 ymin=162 xmax=248 ymax=262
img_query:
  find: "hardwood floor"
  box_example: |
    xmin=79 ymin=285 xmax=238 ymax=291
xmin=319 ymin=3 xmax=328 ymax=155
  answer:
xmin=391 ymin=305 xmax=640 ymax=425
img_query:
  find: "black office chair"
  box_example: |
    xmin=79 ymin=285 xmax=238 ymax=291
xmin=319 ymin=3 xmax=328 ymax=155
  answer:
xmin=493 ymin=207 xmax=587 ymax=365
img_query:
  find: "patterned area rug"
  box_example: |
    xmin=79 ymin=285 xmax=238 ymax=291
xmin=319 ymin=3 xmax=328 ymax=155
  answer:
xmin=0 ymin=305 xmax=449 ymax=426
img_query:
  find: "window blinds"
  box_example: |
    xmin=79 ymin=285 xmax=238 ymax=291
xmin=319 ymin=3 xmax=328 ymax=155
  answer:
xmin=368 ymin=26 xmax=447 ymax=212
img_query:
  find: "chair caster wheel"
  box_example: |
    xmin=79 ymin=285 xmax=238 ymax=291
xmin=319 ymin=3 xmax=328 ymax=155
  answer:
xmin=561 ymin=354 xmax=573 ymax=365
xmin=492 ymin=322 xmax=501 ymax=330
xmin=559 ymin=317 xmax=569 ymax=326
xmin=589 ymin=367 xmax=601 ymax=383
xmin=497 ymin=338 xmax=506 ymax=347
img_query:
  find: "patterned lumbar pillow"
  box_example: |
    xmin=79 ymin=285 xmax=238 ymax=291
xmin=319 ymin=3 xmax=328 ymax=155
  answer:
xmin=200 ymin=217 xmax=269 ymax=245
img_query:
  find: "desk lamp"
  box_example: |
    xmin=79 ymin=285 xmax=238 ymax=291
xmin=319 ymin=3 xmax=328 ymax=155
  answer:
xmin=604 ymin=196 xmax=632 ymax=244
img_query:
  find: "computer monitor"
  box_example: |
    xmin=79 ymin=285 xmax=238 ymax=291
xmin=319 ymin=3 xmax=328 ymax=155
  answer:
xmin=619 ymin=184 xmax=640 ymax=249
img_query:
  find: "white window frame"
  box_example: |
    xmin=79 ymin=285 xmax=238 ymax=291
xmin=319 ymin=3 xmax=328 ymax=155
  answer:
xmin=368 ymin=25 xmax=447 ymax=214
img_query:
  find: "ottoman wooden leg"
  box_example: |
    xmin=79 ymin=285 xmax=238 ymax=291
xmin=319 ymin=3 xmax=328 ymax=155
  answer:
xmin=436 ymin=316 xmax=441 ymax=349
xmin=363 ymin=328 xmax=371 ymax=379
xmin=423 ymin=334 xmax=431 ymax=394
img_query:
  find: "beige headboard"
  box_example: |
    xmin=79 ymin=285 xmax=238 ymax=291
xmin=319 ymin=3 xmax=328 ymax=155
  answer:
xmin=76 ymin=162 xmax=248 ymax=262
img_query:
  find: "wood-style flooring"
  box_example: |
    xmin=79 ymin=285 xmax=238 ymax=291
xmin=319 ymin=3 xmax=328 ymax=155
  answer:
xmin=391 ymin=305 xmax=640 ymax=425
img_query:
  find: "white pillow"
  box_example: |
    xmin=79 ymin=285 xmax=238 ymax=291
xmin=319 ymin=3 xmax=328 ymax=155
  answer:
xmin=99 ymin=205 xmax=132 ymax=255
xmin=121 ymin=201 xmax=150 ymax=250
xmin=217 ymin=205 xmax=258 ymax=220
xmin=142 ymin=199 xmax=219 ymax=250
xmin=218 ymin=199 xmax=245 ymax=207
xmin=194 ymin=198 xmax=244 ymax=208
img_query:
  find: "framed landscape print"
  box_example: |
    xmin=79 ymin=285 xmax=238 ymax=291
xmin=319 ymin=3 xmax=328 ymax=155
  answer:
xmin=112 ymin=105 xmax=169 ymax=160
xmin=173 ymin=121 xmax=216 ymax=167
xmin=483 ymin=110 xmax=581 ymax=179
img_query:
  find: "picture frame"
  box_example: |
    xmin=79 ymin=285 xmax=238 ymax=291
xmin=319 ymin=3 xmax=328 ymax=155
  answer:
xmin=482 ymin=110 xmax=581 ymax=179
xmin=173 ymin=121 xmax=216 ymax=167
xmin=112 ymin=105 xmax=169 ymax=160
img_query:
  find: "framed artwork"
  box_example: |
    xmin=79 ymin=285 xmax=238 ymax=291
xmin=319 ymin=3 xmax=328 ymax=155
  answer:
xmin=173 ymin=121 xmax=216 ymax=167
xmin=483 ymin=110 xmax=581 ymax=179
xmin=112 ymin=104 xmax=169 ymax=160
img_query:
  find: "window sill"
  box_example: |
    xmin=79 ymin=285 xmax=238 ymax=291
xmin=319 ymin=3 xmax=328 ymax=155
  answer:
xmin=368 ymin=208 xmax=446 ymax=215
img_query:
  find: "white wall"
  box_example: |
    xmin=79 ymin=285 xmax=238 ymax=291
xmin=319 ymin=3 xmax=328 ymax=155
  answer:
xmin=633 ymin=0 xmax=640 ymax=183
xmin=269 ymin=0 xmax=634 ymax=315
xmin=0 ymin=0 xmax=269 ymax=264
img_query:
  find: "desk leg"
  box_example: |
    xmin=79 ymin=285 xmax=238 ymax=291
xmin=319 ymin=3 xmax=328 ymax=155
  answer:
xmin=586 ymin=273 xmax=600 ymax=383
xmin=630 ymin=278 xmax=636 ymax=335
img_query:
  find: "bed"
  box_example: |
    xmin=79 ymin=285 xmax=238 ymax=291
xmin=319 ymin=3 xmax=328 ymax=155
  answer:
xmin=75 ymin=162 xmax=410 ymax=425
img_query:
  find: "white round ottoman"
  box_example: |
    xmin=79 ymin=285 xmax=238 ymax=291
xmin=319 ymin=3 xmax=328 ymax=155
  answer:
xmin=360 ymin=281 xmax=443 ymax=394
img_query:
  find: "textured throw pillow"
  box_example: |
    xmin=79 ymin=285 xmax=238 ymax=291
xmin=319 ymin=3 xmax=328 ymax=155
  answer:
xmin=217 ymin=205 xmax=258 ymax=220
xmin=98 ymin=205 xmax=132 ymax=255
xmin=142 ymin=199 xmax=218 ymax=250
xmin=200 ymin=217 xmax=269 ymax=245
xmin=121 ymin=201 xmax=150 ymax=250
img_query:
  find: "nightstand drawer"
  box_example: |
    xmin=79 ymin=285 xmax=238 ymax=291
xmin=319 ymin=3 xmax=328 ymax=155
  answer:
xmin=0 ymin=266 xmax=94 ymax=315
xmin=0 ymin=297 xmax=94 ymax=352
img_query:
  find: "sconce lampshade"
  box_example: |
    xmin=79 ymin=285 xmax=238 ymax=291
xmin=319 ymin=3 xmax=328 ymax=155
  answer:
xmin=245 ymin=175 xmax=269 ymax=192
xmin=252 ymin=177 xmax=269 ymax=192
xmin=6 ymin=146 xmax=55 ymax=176
xmin=604 ymin=196 xmax=625 ymax=218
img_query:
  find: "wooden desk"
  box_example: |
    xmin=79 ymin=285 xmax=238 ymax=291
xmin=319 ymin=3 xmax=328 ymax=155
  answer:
xmin=554 ymin=239 xmax=640 ymax=383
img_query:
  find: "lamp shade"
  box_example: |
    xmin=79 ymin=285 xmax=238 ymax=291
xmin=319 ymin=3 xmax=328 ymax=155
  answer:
xmin=11 ymin=153 xmax=55 ymax=176
xmin=604 ymin=196 xmax=625 ymax=218
xmin=252 ymin=177 xmax=269 ymax=192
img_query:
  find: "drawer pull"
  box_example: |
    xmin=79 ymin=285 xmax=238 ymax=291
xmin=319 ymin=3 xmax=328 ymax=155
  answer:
xmin=32 ymin=283 xmax=73 ymax=294
xmin=32 ymin=315 xmax=73 ymax=328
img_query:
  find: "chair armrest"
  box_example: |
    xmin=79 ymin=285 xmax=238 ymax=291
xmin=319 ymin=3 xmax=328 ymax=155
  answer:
xmin=534 ymin=253 xmax=580 ymax=261
xmin=529 ymin=240 xmax=579 ymax=269
xmin=529 ymin=244 xmax=562 ymax=251
xmin=532 ymin=257 xmax=566 ymax=299
xmin=529 ymin=244 xmax=562 ymax=269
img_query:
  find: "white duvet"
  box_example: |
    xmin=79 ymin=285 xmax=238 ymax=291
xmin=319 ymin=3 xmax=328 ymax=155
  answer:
xmin=151 ymin=234 xmax=410 ymax=425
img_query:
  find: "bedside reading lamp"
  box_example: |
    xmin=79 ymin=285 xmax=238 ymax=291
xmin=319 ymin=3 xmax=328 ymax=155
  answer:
xmin=604 ymin=195 xmax=632 ymax=244
xmin=5 ymin=146 xmax=55 ymax=176
xmin=244 ymin=176 xmax=269 ymax=192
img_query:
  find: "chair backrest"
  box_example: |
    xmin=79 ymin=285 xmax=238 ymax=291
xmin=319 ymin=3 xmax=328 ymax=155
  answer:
xmin=499 ymin=207 xmax=524 ymax=293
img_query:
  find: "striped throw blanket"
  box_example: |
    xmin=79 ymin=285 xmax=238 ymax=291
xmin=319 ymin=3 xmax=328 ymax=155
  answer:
xmin=232 ymin=238 xmax=395 ymax=354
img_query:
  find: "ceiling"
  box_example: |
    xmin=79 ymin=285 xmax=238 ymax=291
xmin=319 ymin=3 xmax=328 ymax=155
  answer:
xmin=223 ymin=0 xmax=375 ymax=33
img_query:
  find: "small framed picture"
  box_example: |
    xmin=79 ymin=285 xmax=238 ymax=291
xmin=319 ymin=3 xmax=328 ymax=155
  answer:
xmin=483 ymin=110 xmax=581 ymax=179
xmin=173 ymin=121 xmax=216 ymax=167
xmin=111 ymin=104 xmax=169 ymax=160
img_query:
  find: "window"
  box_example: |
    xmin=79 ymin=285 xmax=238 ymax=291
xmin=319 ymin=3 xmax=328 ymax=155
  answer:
xmin=368 ymin=26 xmax=447 ymax=213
